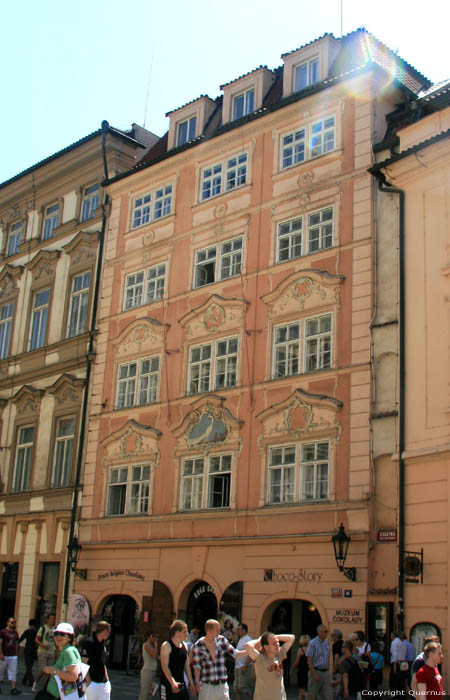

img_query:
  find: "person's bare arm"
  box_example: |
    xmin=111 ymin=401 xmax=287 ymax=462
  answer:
xmin=245 ymin=637 xmax=261 ymax=661
xmin=160 ymin=641 xmax=180 ymax=694
xmin=43 ymin=664 xmax=78 ymax=683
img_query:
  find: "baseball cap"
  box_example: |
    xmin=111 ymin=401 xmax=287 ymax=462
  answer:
xmin=55 ymin=622 xmax=74 ymax=635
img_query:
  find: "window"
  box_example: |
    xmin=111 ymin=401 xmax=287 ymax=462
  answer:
xmin=131 ymin=185 xmax=173 ymax=228
xmin=81 ymin=184 xmax=99 ymax=222
xmin=42 ymin=204 xmax=59 ymax=240
xmin=116 ymin=356 xmax=160 ymax=409
xmin=200 ymin=152 xmax=248 ymax=201
xmin=294 ymin=58 xmax=319 ymax=91
xmin=273 ymin=323 xmax=300 ymax=378
xmin=123 ymin=263 xmax=166 ymax=310
xmin=277 ymin=207 xmax=333 ymax=261
xmin=7 ymin=222 xmax=23 ymax=256
xmin=67 ymin=271 xmax=90 ymax=337
xmin=180 ymin=454 xmax=232 ymax=510
xmin=280 ymin=116 xmax=335 ymax=169
xmin=107 ymin=465 xmax=150 ymax=516
xmin=13 ymin=426 xmax=34 ymax=492
xmin=233 ymin=89 xmax=254 ymax=120
xmin=188 ymin=337 xmax=238 ymax=394
xmin=29 ymin=289 xmax=50 ymax=351
xmin=301 ymin=441 xmax=329 ymax=500
xmin=305 ymin=314 xmax=332 ymax=372
xmin=52 ymin=417 xmax=75 ymax=488
xmin=268 ymin=441 xmax=329 ymax=504
xmin=194 ymin=237 xmax=242 ymax=287
xmin=272 ymin=313 xmax=332 ymax=377
xmin=0 ymin=302 xmax=13 ymax=359
xmin=177 ymin=116 xmax=197 ymax=146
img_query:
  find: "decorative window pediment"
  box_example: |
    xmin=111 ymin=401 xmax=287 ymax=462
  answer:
xmin=179 ymin=294 xmax=249 ymax=340
xmin=25 ymin=249 xmax=60 ymax=282
xmin=173 ymin=394 xmax=242 ymax=456
xmin=0 ymin=264 xmax=23 ymax=299
xmin=11 ymin=385 xmax=44 ymax=417
xmin=256 ymin=387 xmax=342 ymax=453
xmin=101 ymin=419 xmax=161 ymax=468
xmin=62 ymin=231 xmax=99 ymax=268
xmin=112 ymin=317 xmax=168 ymax=358
xmin=47 ymin=374 xmax=85 ymax=406
xmin=262 ymin=269 xmax=344 ymax=319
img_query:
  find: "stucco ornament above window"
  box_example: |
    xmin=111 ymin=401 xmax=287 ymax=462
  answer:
xmin=262 ymin=269 xmax=344 ymax=317
xmin=179 ymin=294 xmax=249 ymax=339
xmin=256 ymin=388 xmax=342 ymax=453
xmin=111 ymin=317 xmax=168 ymax=357
xmin=47 ymin=374 xmax=85 ymax=406
xmin=0 ymin=265 xmax=23 ymax=298
xmin=11 ymin=385 xmax=44 ymax=417
xmin=173 ymin=394 xmax=243 ymax=455
xmin=101 ymin=419 xmax=161 ymax=468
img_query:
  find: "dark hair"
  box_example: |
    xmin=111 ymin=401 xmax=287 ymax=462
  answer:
xmin=96 ymin=621 xmax=111 ymax=634
xmin=29 ymin=619 xmax=37 ymax=627
xmin=239 ymin=623 xmax=248 ymax=633
xmin=170 ymin=620 xmax=187 ymax=637
xmin=355 ymin=630 xmax=365 ymax=642
xmin=343 ymin=641 xmax=354 ymax=653
xmin=424 ymin=643 xmax=441 ymax=660
xmin=371 ymin=642 xmax=380 ymax=653
xmin=46 ymin=613 xmax=55 ymax=621
xmin=261 ymin=632 xmax=276 ymax=651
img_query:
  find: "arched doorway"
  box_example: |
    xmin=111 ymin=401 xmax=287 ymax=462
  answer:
xmin=186 ymin=581 xmax=218 ymax=635
xmin=102 ymin=595 xmax=138 ymax=669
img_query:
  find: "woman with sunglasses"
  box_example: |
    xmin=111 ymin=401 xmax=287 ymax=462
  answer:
xmin=40 ymin=623 xmax=82 ymax=699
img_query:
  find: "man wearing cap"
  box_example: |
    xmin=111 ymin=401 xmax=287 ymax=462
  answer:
xmin=306 ymin=624 xmax=332 ymax=700
xmin=0 ymin=617 xmax=22 ymax=695
xmin=80 ymin=621 xmax=111 ymax=700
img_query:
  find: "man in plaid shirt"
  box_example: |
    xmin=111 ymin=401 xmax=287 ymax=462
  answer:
xmin=193 ymin=619 xmax=246 ymax=699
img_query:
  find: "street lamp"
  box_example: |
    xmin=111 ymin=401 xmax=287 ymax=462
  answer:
xmin=332 ymin=523 xmax=356 ymax=582
xmin=68 ymin=536 xmax=87 ymax=580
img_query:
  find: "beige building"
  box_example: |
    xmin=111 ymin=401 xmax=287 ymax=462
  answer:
xmin=70 ymin=29 xmax=432 ymax=667
xmin=0 ymin=123 xmax=156 ymax=630
xmin=370 ymin=82 xmax=450 ymax=657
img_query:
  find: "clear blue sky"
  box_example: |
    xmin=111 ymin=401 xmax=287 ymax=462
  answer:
xmin=1 ymin=0 xmax=448 ymax=184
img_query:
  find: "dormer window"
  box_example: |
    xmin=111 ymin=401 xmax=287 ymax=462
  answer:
xmin=177 ymin=116 xmax=197 ymax=146
xmin=294 ymin=58 xmax=319 ymax=92
xmin=233 ymin=89 xmax=255 ymax=120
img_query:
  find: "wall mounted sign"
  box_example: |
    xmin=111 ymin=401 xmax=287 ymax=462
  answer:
xmin=377 ymin=529 xmax=397 ymax=542
xmin=332 ymin=609 xmax=362 ymax=624
xmin=68 ymin=594 xmax=90 ymax=637
xmin=264 ymin=569 xmax=323 ymax=583
xmin=97 ymin=569 xmax=145 ymax=581
xmin=332 ymin=588 xmax=342 ymax=598
xmin=344 ymin=590 xmax=353 ymax=598
xmin=193 ymin=583 xmax=216 ymax=600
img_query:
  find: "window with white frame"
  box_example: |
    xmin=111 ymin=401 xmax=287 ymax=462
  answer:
xmin=268 ymin=445 xmax=296 ymax=504
xmin=180 ymin=454 xmax=232 ymax=510
xmin=188 ymin=336 xmax=238 ymax=394
xmin=13 ymin=425 xmax=35 ymax=492
xmin=29 ymin=288 xmax=50 ymax=351
xmin=52 ymin=416 xmax=75 ymax=488
xmin=67 ymin=271 xmax=91 ymax=337
xmin=233 ymin=89 xmax=255 ymax=120
xmin=273 ymin=322 xmax=300 ymax=378
xmin=123 ymin=263 xmax=166 ymax=310
xmin=280 ymin=116 xmax=335 ymax=170
xmin=194 ymin=237 xmax=242 ymax=288
xmin=131 ymin=185 xmax=173 ymax=228
xmin=294 ymin=58 xmax=319 ymax=92
xmin=200 ymin=152 xmax=248 ymax=201
xmin=0 ymin=302 xmax=13 ymax=359
xmin=42 ymin=204 xmax=59 ymax=240
xmin=177 ymin=116 xmax=197 ymax=146
xmin=277 ymin=207 xmax=333 ymax=261
xmin=81 ymin=184 xmax=99 ymax=222
xmin=272 ymin=313 xmax=332 ymax=378
xmin=305 ymin=314 xmax=332 ymax=372
xmin=107 ymin=465 xmax=150 ymax=516
xmin=7 ymin=221 xmax=23 ymax=256
xmin=301 ymin=441 xmax=329 ymax=500
xmin=116 ymin=356 xmax=160 ymax=409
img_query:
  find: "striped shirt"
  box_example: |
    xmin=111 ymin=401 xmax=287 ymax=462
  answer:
xmin=192 ymin=634 xmax=236 ymax=682
xmin=306 ymin=636 xmax=330 ymax=669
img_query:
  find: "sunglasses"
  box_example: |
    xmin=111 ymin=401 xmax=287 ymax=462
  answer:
xmin=54 ymin=632 xmax=68 ymax=637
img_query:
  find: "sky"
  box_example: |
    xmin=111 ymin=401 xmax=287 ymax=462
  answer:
xmin=1 ymin=0 xmax=449 ymax=185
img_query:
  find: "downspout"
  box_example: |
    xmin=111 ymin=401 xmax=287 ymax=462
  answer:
xmin=372 ymin=170 xmax=406 ymax=631
xmin=63 ymin=121 xmax=110 ymax=606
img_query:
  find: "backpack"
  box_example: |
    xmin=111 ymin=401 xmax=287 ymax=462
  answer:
xmin=347 ymin=657 xmax=365 ymax=695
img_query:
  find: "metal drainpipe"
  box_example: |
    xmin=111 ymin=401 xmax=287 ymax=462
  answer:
xmin=373 ymin=171 xmax=406 ymax=631
xmin=63 ymin=123 xmax=110 ymax=606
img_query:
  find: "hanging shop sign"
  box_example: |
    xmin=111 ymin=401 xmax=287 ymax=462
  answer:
xmin=377 ymin=529 xmax=397 ymax=542
xmin=264 ymin=569 xmax=323 ymax=583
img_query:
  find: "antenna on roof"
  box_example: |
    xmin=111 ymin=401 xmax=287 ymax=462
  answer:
xmin=143 ymin=51 xmax=154 ymax=128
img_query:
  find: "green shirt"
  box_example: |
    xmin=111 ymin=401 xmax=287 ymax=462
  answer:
xmin=47 ymin=644 xmax=81 ymax=698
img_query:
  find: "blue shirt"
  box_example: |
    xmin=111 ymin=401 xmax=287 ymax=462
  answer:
xmin=370 ymin=651 xmax=384 ymax=670
xmin=306 ymin=636 xmax=330 ymax=669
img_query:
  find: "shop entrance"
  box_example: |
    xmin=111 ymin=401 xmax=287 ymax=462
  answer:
xmin=0 ymin=563 xmax=19 ymax=628
xmin=102 ymin=595 xmax=138 ymax=669
xmin=185 ymin=581 xmax=218 ymax=635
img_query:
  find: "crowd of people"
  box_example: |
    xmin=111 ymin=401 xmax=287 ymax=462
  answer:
xmin=0 ymin=615 xmax=444 ymax=700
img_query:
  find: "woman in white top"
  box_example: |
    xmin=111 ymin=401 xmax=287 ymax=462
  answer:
xmin=139 ymin=632 xmax=159 ymax=700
